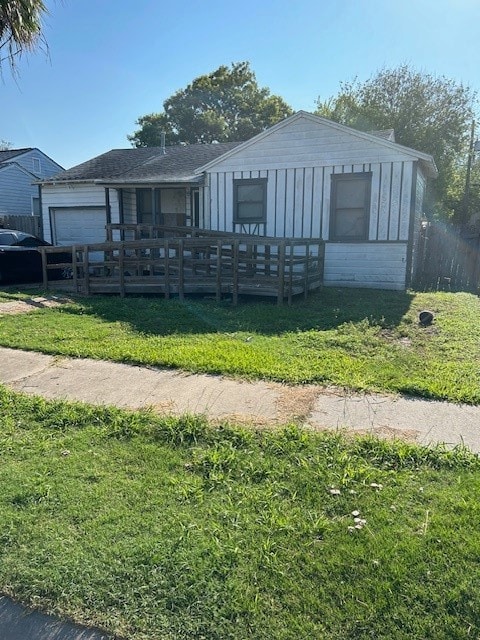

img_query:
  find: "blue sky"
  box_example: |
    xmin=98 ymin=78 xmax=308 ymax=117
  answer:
xmin=2 ymin=0 xmax=479 ymax=169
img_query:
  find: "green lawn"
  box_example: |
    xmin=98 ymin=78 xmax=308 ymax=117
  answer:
xmin=0 ymin=290 xmax=38 ymax=302
xmin=0 ymin=288 xmax=479 ymax=403
xmin=1 ymin=387 xmax=479 ymax=640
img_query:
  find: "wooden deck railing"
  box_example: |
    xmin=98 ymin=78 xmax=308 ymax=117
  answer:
xmin=39 ymin=233 xmax=325 ymax=304
xmin=106 ymin=223 xmax=268 ymax=242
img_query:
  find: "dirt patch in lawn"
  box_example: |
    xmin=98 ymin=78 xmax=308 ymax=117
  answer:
xmin=276 ymin=385 xmax=321 ymax=423
xmin=0 ymin=295 xmax=72 ymax=316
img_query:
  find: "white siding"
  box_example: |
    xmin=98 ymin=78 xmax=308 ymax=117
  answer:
xmin=203 ymin=114 xmax=419 ymax=252
xmin=284 ymin=169 xmax=295 ymax=237
xmin=208 ymin=116 xmax=415 ymax=172
xmin=122 ymin=188 xmax=137 ymax=224
xmin=379 ymin=165 xmax=393 ymax=240
xmin=41 ymin=183 xmax=119 ymax=243
xmin=206 ymin=162 xmax=414 ymax=244
xmin=388 ymin=162 xmax=403 ymax=240
xmin=323 ymin=243 xmax=408 ymax=290
xmin=274 ymin=169 xmax=286 ymax=237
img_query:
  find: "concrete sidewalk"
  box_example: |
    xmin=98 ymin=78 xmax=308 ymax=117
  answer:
xmin=1 ymin=346 xmax=480 ymax=452
xmin=0 ymin=596 xmax=110 ymax=640
xmin=0 ymin=345 xmax=479 ymax=639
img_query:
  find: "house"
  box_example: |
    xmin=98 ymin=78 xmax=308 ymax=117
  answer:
xmin=40 ymin=112 xmax=437 ymax=290
xmin=0 ymin=148 xmax=64 ymax=218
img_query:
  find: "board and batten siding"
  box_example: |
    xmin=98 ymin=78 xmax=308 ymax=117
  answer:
xmin=201 ymin=115 xmax=423 ymax=290
xmin=203 ymin=115 xmax=416 ymax=241
xmin=205 ymin=161 xmax=414 ymax=243
xmin=41 ymin=183 xmax=119 ymax=243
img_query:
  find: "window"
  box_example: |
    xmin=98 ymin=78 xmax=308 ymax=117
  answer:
xmin=233 ymin=179 xmax=267 ymax=224
xmin=136 ymin=189 xmax=153 ymax=224
xmin=136 ymin=188 xmax=187 ymax=227
xmin=330 ymin=173 xmax=371 ymax=241
xmin=32 ymin=196 xmax=40 ymax=216
xmin=32 ymin=158 xmax=41 ymax=174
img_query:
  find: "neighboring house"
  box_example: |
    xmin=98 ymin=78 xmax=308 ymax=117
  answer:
xmin=40 ymin=112 xmax=437 ymax=290
xmin=0 ymin=148 xmax=64 ymax=218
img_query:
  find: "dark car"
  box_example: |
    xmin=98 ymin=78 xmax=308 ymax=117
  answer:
xmin=0 ymin=229 xmax=71 ymax=285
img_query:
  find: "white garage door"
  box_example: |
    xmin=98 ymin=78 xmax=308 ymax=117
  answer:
xmin=52 ymin=207 xmax=106 ymax=246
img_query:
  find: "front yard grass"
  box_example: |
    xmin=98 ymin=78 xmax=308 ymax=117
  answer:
xmin=0 ymin=290 xmax=38 ymax=302
xmin=1 ymin=387 xmax=479 ymax=640
xmin=0 ymin=287 xmax=479 ymax=403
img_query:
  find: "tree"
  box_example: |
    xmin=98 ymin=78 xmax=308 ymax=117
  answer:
xmin=128 ymin=62 xmax=293 ymax=147
xmin=0 ymin=139 xmax=12 ymax=150
xmin=316 ymin=65 xmax=477 ymax=218
xmin=0 ymin=0 xmax=47 ymax=73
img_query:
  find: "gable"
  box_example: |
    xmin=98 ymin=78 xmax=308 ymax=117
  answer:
xmin=197 ymin=112 xmax=437 ymax=177
xmin=0 ymin=162 xmax=39 ymax=216
xmin=0 ymin=148 xmax=63 ymax=178
xmin=0 ymin=161 xmax=37 ymax=180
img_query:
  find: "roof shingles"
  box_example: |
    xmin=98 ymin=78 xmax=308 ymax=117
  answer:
xmin=0 ymin=148 xmax=34 ymax=163
xmin=43 ymin=143 xmax=242 ymax=184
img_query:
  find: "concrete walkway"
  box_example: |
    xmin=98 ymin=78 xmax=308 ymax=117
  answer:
xmin=1 ymin=346 xmax=480 ymax=452
xmin=0 ymin=596 xmax=110 ymax=640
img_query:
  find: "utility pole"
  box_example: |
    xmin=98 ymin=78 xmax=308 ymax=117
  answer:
xmin=462 ymin=120 xmax=475 ymax=224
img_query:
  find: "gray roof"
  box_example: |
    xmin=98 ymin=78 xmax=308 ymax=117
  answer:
xmin=42 ymin=143 xmax=243 ymax=185
xmin=0 ymin=148 xmax=34 ymax=163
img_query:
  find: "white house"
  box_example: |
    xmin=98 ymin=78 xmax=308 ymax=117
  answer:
xmin=0 ymin=148 xmax=63 ymax=218
xmin=40 ymin=112 xmax=437 ymax=290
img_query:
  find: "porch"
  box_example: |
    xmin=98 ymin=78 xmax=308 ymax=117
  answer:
xmin=103 ymin=185 xmax=199 ymax=230
xmin=39 ymin=226 xmax=325 ymax=305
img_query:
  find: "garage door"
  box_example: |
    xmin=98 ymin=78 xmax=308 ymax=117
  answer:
xmin=52 ymin=207 xmax=106 ymax=246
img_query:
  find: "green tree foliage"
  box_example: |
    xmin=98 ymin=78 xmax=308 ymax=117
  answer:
xmin=316 ymin=65 xmax=477 ymax=218
xmin=0 ymin=0 xmax=47 ymax=72
xmin=128 ymin=62 xmax=293 ymax=147
xmin=444 ymin=154 xmax=480 ymax=223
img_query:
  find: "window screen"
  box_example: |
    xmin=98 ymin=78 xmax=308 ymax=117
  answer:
xmin=233 ymin=179 xmax=267 ymax=223
xmin=330 ymin=173 xmax=371 ymax=241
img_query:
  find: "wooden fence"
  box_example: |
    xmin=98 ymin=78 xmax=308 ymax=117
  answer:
xmin=413 ymin=222 xmax=480 ymax=293
xmin=0 ymin=215 xmax=42 ymax=237
xmin=39 ymin=235 xmax=325 ymax=305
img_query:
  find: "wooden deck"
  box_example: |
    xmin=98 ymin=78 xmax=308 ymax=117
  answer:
xmin=40 ymin=228 xmax=325 ymax=304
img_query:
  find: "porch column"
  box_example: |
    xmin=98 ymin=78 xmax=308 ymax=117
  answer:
xmin=151 ymin=188 xmax=156 ymax=228
xmin=105 ymin=188 xmax=111 ymax=241
xmin=105 ymin=188 xmax=111 ymax=223
xmin=118 ymin=188 xmax=125 ymax=241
